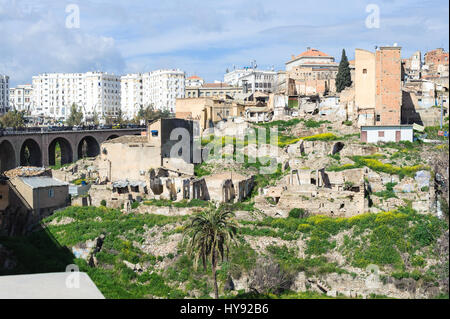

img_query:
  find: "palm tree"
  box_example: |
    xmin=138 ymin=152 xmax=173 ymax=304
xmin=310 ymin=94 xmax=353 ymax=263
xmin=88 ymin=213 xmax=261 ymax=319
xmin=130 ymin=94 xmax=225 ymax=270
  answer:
xmin=183 ymin=205 xmax=238 ymax=299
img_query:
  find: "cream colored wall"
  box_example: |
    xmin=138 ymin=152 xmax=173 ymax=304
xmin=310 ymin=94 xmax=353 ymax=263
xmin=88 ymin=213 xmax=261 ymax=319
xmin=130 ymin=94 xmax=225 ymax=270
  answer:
xmin=102 ymin=143 xmax=162 ymax=181
xmin=10 ymin=178 xmax=34 ymax=208
xmin=355 ymin=49 xmax=376 ymax=110
xmin=35 ymin=186 xmax=68 ymax=209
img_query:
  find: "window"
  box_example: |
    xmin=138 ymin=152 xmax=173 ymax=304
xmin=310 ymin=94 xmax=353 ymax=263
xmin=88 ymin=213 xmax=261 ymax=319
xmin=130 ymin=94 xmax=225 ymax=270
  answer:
xmin=363 ymin=69 xmax=367 ymax=74
xmin=48 ymin=188 xmax=55 ymax=198
xmin=378 ymin=131 xmax=385 ymax=137
xmin=376 ymin=114 xmax=381 ymax=122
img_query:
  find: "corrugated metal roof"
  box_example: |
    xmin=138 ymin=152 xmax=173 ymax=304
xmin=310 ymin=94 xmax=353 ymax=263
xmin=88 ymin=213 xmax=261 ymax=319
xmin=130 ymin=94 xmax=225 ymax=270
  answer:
xmin=20 ymin=177 xmax=69 ymax=189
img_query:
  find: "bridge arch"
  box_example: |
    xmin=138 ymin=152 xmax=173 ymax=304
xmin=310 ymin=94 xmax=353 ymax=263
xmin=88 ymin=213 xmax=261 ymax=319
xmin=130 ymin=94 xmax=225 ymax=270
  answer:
xmin=20 ymin=138 xmax=42 ymax=167
xmin=49 ymin=137 xmax=73 ymax=167
xmin=0 ymin=140 xmax=16 ymax=173
xmin=106 ymin=134 xmax=120 ymax=141
xmin=78 ymin=136 xmax=100 ymax=159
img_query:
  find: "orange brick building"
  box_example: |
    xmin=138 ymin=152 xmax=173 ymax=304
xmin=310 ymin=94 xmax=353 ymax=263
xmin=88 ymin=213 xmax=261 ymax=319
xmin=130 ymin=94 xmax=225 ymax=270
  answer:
xmin=375 ymin=47 xmax=402 ymax=125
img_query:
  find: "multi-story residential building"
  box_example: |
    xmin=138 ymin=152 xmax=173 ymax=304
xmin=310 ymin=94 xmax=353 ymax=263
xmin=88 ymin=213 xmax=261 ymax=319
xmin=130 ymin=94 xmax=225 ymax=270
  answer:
xmin=121 ymin=73 xmax=144 ymax=120
xmin=186 ymin=75 xmax=204 ymax=87
xmin=355 ymin=46 xmax=402 ymax=126
xmin=186 ymin=82 xmax=243 ymax=99
xmin=9 ymin=84 xmax=33 ymax=112
xmin=31 ymin=72 xmax=121 ymax=121
xmin=224 ymin=67 xmax=276 ymax=94
xmin=142 ymin=69 xmax=185 ymax=113
xmin=0 ymin=75 xmax=9 ymax=115
xmin=402 ymin=51 xmax=422 ymax=81
xmin=424 ymin=48 xmax=449 ymax=77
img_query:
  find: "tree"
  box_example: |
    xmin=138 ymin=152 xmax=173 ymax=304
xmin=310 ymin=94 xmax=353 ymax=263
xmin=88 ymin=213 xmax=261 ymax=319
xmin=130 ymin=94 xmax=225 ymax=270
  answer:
xmin=66 ymin=103 xmax=83 ymax=126
xmin=183 ymin=205 xmax=238 ymax=299
xmin=92 ymin=111 xmax=100 ymax=126
xmin=0 ymin=110 xmax=26 ymax=129
xmin=133 ymin=104 xmax=173 ymax=124
xmin=336 ymin=49 xmax=352 ymax=93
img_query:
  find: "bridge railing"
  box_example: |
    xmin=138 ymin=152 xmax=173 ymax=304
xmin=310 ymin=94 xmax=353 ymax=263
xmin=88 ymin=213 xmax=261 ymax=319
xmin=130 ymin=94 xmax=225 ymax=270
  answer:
xmin=0 ymin=125 xmax=146 ymax=136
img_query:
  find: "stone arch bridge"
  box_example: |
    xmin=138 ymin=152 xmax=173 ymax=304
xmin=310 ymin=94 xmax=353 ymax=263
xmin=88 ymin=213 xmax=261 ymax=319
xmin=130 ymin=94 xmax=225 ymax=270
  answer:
xmin=0 ymin=128 xmax=145 ymax=173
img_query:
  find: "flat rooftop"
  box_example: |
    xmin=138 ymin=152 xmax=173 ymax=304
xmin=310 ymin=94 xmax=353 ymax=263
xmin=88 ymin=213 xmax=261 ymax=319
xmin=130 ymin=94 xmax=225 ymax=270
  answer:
xmin=102 ymin=135 xmax=147 ymax=144
xmin=20 ymin=176 xmax=69 ymax=189
xmin=0 ymin=272 xmax=105 ymax=299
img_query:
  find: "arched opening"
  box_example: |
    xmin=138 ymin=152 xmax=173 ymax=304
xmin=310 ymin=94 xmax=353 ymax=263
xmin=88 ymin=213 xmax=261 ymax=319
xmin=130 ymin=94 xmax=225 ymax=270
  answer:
xmin=78 ymin=136 xmax=100 ymax=159
xmin=332 ymin=142 xmax=345 ymax=155
xmin=49 ymin=137 xmax=73 ymax=168
xmin=106 ymin=135 xmax=120 ymax=141
xmin=20 ymin=139 xmax=42 ymax=167
xmin=0 ymin=140 xmax=16 ymax=173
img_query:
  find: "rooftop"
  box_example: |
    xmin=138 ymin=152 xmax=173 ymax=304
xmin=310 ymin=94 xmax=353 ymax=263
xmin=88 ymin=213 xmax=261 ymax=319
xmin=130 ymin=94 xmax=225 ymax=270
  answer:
xmin=187 ymin=75 xmax=203 ymax=80
xmin=291 ymin=48 xmax=332 ymax=60
xmin=102 ymin=135 xmax=147 ymax=144
xmin=0 ymin=273 xmax=104 ymax=299
xmin=3 ymin=166 xmax=49 ymax=179
xmin=20 ymin=176 xmax=69 ymax=189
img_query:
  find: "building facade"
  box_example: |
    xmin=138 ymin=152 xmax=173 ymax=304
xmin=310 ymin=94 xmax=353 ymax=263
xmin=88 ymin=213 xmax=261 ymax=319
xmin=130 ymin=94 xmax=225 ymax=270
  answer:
xmin=121 ymin=73 xmax=143 ymax=120
xmin=31 ymin=72 xmax=121 ymax=121
xmin=355 ymin=46 xmax=402 ymax=126
xmin=186 ymin=83 xmax=243 ymax=99
xmin=186 ymin=75 xmax=204 ymax=87
xmin=224 ymin=68 xmax=276 ymax=94
xmin=9 ymin=84 xmax=33 ymax=112
xmin=0 ymin=75 xmax=9 ymax=115
xmin=142 ymin=69 xmax=185 ymax=113
xmin=286 ymin=48 xmax=339 ymax=96
xmin=424 ymin=48 xmax=449 ymax=77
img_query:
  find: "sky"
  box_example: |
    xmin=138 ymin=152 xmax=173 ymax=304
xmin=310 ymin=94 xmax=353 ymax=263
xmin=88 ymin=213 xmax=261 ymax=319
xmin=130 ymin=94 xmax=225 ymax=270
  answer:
xmin=0 ymin=0 xmax=449 ymax=86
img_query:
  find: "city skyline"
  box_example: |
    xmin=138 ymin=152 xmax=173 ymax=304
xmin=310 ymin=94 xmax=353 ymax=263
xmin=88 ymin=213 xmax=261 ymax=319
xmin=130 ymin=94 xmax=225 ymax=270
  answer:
xmin=0 ymin=0 xmax=449 ymax=87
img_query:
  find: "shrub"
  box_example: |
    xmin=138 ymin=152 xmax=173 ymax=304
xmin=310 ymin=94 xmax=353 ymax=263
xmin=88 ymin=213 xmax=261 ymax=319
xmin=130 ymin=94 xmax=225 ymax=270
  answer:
xmin=289 ymin=208 xmax=308 ymax=219
xmin=100 ymin=200 xmax=107 ymax=207
xmin=131 ymin=201 xmax=140 ymax=209
xmin=302 ymin=133 xmax=338 ymax=141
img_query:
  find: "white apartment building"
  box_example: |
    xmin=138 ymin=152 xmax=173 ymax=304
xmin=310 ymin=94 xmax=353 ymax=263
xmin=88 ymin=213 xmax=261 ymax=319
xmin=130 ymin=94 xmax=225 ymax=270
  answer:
xmin=9 ymin=84 xmax=33 ymax=112
xmin=31 ymin=72 xmax=121 ymax=121
xmin=224 ymin=68 xmax=277 ymax=94
xmin=186 ymin=75 xmax=204 ymax=88
xmin=142 ymin=69 xmax=185 ymax=113
xmin=0 ymin=75 xmax=10 ymax=115
xmin=121 ymin=73 xmax=143 ymax=120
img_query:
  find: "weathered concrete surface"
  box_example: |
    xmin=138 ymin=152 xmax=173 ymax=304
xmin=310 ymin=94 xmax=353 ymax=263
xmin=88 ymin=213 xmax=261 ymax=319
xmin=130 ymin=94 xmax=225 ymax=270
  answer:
xmin=0 ymin=272 xmax=105 ymax=299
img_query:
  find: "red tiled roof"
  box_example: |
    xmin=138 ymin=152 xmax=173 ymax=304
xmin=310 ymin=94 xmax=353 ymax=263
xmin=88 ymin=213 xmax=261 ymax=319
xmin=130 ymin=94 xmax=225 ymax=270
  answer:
xmin=187 ymin=75 xmax=202 ymax=80
xmin=294 ymin=48 xmax=331 ymax=59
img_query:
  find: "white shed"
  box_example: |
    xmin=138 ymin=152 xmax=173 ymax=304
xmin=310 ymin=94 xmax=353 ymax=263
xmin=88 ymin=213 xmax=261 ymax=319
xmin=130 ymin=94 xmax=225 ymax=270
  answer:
xmin=361 ymin=125 xmax=414 ymax=144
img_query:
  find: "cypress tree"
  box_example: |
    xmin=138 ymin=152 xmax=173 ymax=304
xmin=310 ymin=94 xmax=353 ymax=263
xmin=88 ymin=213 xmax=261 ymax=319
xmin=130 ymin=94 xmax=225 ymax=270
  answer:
xmin=336 ymin=49 xmax=352 ymax=93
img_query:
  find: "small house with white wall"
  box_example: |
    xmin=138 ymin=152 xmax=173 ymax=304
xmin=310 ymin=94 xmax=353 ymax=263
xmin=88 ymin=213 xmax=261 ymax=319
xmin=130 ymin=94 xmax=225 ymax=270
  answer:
xmin=361 ymin=125 xmax=414 ymax=144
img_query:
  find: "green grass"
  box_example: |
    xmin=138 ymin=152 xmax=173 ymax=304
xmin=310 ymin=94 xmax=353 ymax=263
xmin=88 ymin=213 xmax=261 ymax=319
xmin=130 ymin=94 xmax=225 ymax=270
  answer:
xmin=327 ymin=155 xmax=429 ymax=178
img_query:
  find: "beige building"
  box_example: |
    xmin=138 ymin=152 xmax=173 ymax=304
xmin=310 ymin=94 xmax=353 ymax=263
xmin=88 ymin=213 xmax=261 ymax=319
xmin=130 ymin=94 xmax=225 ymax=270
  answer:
xmin=9 ymin=176 xmax=69 ymax=214
xmin=176 ymin=97 xmax=246 ymax=130
xmin=355 ymin=46 xmax=402 ymax=126
xmin=186 ymin=83 xmax=243 ymax=99
xmin=98 ymin=118 xmax=197 ymax=182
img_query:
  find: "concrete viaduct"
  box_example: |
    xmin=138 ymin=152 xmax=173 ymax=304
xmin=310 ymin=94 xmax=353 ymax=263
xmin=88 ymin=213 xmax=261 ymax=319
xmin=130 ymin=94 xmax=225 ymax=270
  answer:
xmin=0 ymin=128 xmax=145 ymax=173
